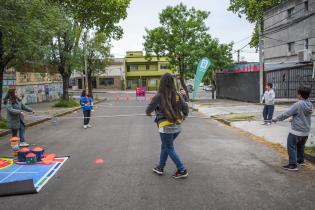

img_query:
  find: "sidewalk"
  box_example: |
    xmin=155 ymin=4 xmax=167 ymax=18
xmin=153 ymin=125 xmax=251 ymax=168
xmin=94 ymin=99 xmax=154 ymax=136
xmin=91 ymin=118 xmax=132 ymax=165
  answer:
xmin=192 ymin=99 xmax=315 ymax=148
xmin=68 ymin=89 xmax=158 ymax=94
xmin=0 ymin=98 xmax=106 ymax=137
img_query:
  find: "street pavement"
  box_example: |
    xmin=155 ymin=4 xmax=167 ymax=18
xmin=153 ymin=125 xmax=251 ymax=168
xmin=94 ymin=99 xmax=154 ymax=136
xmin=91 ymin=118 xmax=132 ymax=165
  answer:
xmin=0 ymin=93 xmax=315 ymax=210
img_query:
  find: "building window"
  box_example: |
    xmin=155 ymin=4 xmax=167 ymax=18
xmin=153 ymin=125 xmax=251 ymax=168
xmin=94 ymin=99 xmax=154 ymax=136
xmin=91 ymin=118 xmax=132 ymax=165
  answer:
xmin=288 ymin=42 xmax=295 ymax=53
xmin=127 ymin=79 xmax=139 ymax=89
xmin=146 ymin=65 xmax=150 ymax=70
xmin=99 ymin=78 xmax=114 ymax=86
xmin=287 ymin=7 xmax=294 ymax=18
xmin=130 ymin=65 xmax=138 ymax=71
xmin=127 ymin=65 xmax=138 ymax=72
xmin=305 ymin=1 xmax=309 ymax=12
xmin=305 ymin=39 xmax=309 ymax=49
xmin=160 ymin=64 xmax=168 ymax=70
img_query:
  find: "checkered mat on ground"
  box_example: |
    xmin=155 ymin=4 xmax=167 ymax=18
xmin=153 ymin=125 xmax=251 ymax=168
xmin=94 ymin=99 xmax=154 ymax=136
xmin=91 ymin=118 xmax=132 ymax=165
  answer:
xmin=0 ymin=157 xmax=68 ymax=196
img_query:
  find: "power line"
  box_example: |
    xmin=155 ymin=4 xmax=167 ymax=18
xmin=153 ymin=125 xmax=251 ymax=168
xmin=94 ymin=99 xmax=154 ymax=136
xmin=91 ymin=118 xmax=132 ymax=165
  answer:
xmin=263 ymin=0 xmax=310 ymax=22
xmin=263 ymin=35 xmax=315 ymax=50
xmin=264 ymin=12 xmax=315 ymax=36
xmin=233 ymin=35 xmax=252 ymax=44
xmin=264 ymin=2 xmax=315 ymax=32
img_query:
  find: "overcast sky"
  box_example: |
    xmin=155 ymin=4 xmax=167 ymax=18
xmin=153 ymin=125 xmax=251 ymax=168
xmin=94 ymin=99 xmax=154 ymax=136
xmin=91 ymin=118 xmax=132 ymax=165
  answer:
xmin=111 ymin=0 xmax=259 ymax=62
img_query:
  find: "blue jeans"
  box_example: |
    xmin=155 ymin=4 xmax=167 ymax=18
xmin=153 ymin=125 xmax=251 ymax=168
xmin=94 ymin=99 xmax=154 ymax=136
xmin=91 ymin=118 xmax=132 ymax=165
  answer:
xmin=263 ymin=105 xmax=274 ymax=122
xmin=287 ymin=133 xmax=308 ymax=166
xmin=159 ymin=132 xmax=185 ymax=172
xmin=19 ymin=122 xmax=26 ymax=142
xmin=11 ymin=122 xmax=26 ymax=142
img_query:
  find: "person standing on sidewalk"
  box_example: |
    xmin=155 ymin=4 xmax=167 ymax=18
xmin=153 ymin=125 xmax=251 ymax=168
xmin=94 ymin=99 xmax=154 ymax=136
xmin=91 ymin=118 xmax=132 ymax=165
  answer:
xmin=4 ymin=89 xmax=33 ymax=147
xmin=179 ymin=88 xmax=189 ymax=102
xmin=262 ymin=83 xmax=275 ymax=125
xmin=80 ymin=90 xmax=93 ymax=129
xmin=273 ymin=86 xmax=313 ymax=171
xmin=146 ymin=73 xmax=189 ymax=179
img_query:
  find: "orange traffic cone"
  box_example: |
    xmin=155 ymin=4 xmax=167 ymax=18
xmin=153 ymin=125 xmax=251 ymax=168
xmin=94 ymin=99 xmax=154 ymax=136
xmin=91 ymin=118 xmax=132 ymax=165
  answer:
xmin=125 ymin=95 xmax=130 ymax=102
xmin=115 ymin=95 xmax=120 ymax=102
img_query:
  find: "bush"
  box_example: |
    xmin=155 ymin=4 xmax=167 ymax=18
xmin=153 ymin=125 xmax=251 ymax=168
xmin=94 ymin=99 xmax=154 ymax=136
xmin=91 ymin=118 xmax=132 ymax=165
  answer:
xmin=54 ymin=99 xmax=80 ymax=108
xmin=305 ymin=147 xmax=315 ymax=155
xmin=0 ymin=118 xmax=8 ymax=129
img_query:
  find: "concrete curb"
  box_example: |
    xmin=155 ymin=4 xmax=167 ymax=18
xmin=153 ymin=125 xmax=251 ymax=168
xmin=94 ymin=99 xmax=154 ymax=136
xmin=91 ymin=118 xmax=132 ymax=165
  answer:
xmin=0 ymin=98 xmax=107 ymax=138
xmin=190 ymin=101 xmax=315 ymax=165
xmin=212 ymin=117 xmax=315 ymax=164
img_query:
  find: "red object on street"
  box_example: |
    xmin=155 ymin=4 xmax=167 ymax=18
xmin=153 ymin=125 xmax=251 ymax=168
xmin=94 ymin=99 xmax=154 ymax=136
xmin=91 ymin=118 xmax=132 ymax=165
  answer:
xmin=136 ymin=87 xmax=146 ymax=97
xmin=95 ymin=158 xmax=104 ymax=164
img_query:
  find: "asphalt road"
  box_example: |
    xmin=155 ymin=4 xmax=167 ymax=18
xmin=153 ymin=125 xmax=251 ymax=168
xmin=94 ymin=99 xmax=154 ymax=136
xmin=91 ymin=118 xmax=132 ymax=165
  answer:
xmin=0 ymin=94 xmax=315 ymax=210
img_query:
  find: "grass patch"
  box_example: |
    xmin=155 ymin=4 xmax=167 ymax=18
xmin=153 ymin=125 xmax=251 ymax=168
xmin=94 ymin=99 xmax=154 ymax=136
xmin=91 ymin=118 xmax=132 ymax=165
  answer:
xmin=305 ymin=147 xmax=315 ymax=155
xmin=53 ymin=99 xmax=80 ymax=108
xmin=0 ymin=118 xmax=8 ymax=129
xmin=228 ymin=115 xmax=256 ymax=122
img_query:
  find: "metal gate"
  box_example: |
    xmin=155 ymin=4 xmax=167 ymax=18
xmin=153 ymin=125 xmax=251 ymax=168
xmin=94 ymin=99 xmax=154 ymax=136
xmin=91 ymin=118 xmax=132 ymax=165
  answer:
xmin=265 ymin=65 xmax=315 ymax=99
xmin=216 ymin=71 xmax=260 ymax=102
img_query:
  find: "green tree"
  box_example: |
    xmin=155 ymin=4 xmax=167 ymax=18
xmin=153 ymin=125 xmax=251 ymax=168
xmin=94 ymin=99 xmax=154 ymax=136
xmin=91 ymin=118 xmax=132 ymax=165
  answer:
xmin=0 ymin=0 xmax=61 ymax=115
xmin=48 ymin=12 xmax=82 ymax=100
xmin=53 ymin=0 xmax=130 ymax=99
xmin=143 ymin=3 xmax=233 ymax=95
xmin=84 ymin=32 xmax=112 ymax=97
xmin=228 ymin=0 xmax=283 ymax=47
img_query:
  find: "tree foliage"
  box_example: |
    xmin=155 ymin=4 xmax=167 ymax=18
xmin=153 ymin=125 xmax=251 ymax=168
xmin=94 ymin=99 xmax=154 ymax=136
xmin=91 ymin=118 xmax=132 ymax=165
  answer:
xmin=53 ymin=0 xmax=130 ymax=97
xmin=228 ymin=0 xmax=284 ymax=47
xmin=84 ymin=32 xmax=112 ymax=97
xmin=143 ymin=3 xmax=233 ymax=94
xmin=48 ymin=0 xmax=130 ymax=99
xmin=0 ymin=0 xmax=61 ymax=115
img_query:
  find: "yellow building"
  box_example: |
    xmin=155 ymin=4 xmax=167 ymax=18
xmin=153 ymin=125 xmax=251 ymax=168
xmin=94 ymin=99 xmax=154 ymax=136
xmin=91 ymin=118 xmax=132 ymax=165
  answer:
xmin=125 ymin=51 xmax=174 ymax=91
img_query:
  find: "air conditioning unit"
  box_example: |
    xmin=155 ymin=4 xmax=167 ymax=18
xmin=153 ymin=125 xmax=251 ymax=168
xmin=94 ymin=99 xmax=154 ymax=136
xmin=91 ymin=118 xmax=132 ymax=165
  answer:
xmin=297 ymin=49 xmax=313 ymax=63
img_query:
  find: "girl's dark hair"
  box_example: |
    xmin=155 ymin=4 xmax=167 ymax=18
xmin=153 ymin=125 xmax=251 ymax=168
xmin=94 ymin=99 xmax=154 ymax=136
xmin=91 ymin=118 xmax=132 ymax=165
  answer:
xmin=267 ymin=83 xmax=273 ymax=88
xmin=81 ymin=90 xmax=87 ymax=97
xmin=159 ymin=73 xmax=182 ymax=123
xmin=4 ymin=89 xmax=17 ymax=105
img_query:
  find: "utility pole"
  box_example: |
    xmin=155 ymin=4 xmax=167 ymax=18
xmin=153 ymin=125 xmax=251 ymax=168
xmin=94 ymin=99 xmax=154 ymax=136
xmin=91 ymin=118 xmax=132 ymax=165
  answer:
xmin=259 ymin=20 xmax=264 ymax=102
xmin=83 ymin=30 xmax=89 ymax=91
xmin=237 ymin=49 xmax=240 ymax=63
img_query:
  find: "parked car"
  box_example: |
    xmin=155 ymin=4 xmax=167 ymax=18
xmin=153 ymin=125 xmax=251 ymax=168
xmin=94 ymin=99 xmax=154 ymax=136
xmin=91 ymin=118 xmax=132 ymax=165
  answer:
xmin=204 ymin=85 xmax=213 ymax=91
xmin=187 ymin=84 xmax=194 ymax=93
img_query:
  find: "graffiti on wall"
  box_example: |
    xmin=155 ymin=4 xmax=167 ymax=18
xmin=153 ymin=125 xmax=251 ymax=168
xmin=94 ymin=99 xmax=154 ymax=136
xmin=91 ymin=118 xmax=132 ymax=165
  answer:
xmin=15 ymin=83 xmax=63 ymax=104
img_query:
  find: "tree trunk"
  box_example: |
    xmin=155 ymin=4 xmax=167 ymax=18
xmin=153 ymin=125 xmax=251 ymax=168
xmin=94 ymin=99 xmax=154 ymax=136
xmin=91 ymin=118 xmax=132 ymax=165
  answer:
xmin=0 ymin=30 xmax=4 ymax=118
xmin=179 ymin=66 xmax=189 ymax=99
xmin=87 ymin=70 xmax=93 ymax=98
xmin=62 ymin=73 xmax=70 ymax=100
xmin=0 ymin=67 xmax=4 ymax=118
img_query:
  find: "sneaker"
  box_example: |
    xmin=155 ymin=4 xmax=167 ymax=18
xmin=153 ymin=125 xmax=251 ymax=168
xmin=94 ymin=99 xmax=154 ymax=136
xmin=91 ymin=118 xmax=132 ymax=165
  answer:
xmin=83 ymin=125 xmax=88 ymax=129
xmin=298 ymin=161 xmax=305 ymax=166
xmin=19 ymin=142 xmax=29 ymax=147
xmin=282 ymin=164 xmax=298 ymax=171
xmin=172 ymin=170 xmax=188 ymax=179
xmin=153 ymin=166 xmax=164 ymax=175
xmin=87 ymin=124 xmax=92 ymax=128
xmin=261 ymin=122 xmax=267 ymax=125
xmin=267 ymin=122 xmax=272 ymax=126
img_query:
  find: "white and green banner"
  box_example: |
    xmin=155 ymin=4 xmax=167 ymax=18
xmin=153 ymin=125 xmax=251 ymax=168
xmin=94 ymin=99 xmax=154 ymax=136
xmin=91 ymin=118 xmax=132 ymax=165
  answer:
xmin=193 ymin=57 xmax=211 ymax=99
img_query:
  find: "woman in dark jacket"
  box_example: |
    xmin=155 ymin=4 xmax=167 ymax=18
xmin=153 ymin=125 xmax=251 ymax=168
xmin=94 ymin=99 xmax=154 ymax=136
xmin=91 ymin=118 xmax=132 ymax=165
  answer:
xmin=146 ymin=73 xmax=189 ymax=179
xmin=5 ymin=89 xmax=33 ymax=147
